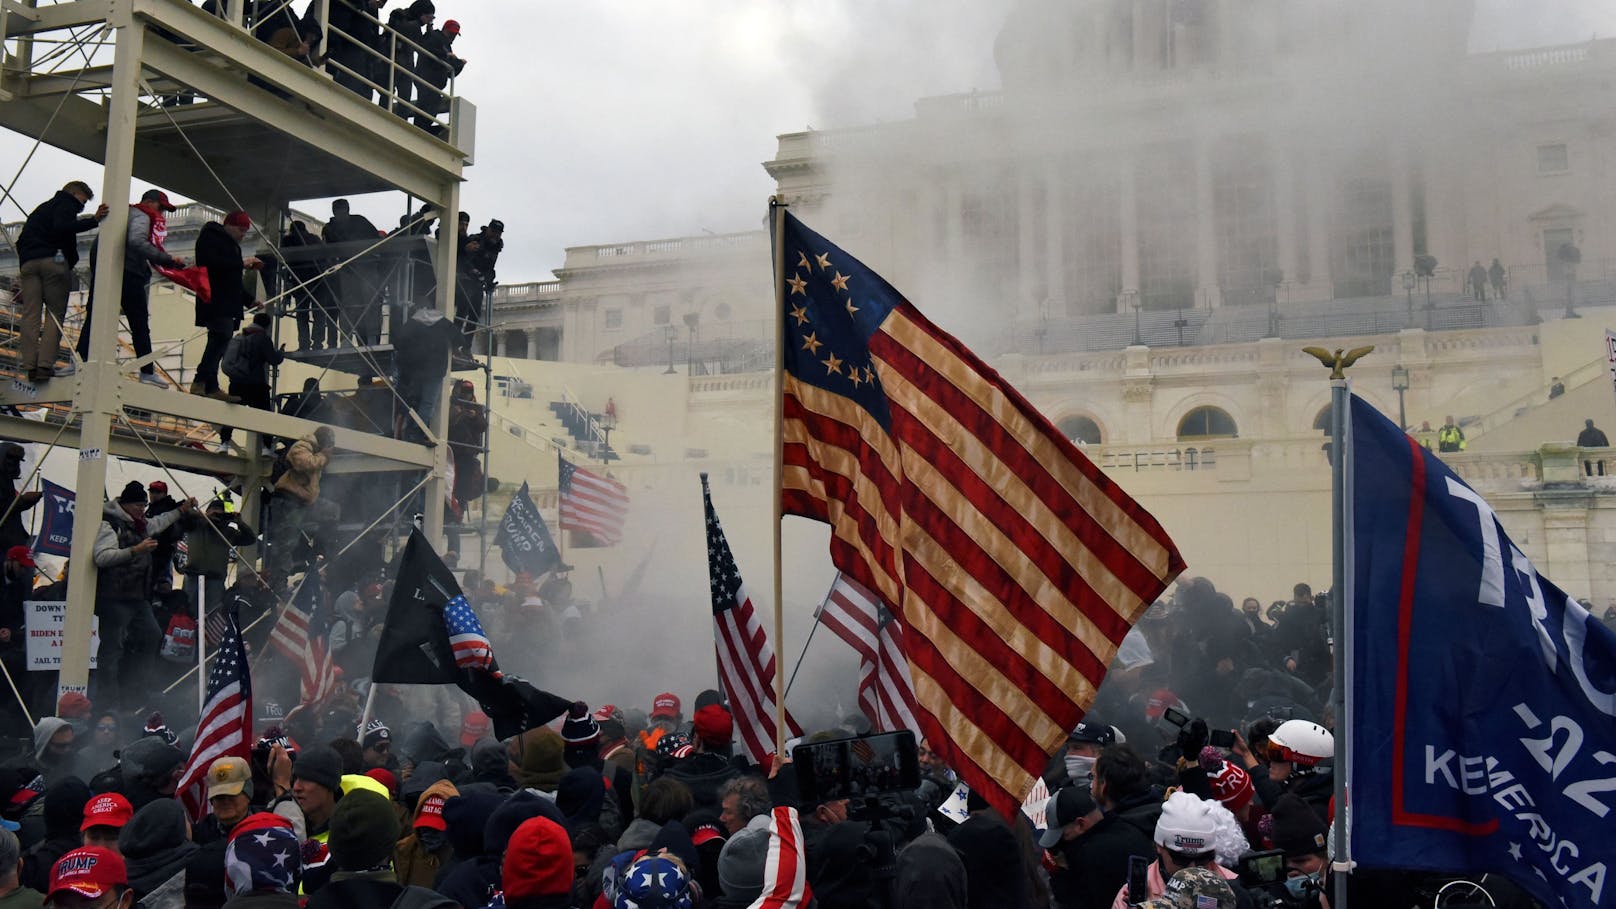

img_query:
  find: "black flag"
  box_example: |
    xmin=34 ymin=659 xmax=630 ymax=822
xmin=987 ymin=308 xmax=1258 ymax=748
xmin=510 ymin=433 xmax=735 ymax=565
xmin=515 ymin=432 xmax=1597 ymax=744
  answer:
xmin=371 ymin=530 xmax=573 ymax=738
xmin=371 ymin=530 xmax=460 ymax=685
xmin=494 ymin=482 xmax=561 ymax=577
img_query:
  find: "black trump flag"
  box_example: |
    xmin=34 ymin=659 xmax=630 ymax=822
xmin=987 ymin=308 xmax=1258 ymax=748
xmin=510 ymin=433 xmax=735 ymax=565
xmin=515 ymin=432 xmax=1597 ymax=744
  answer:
xmin=494 ymin=482 xmax=561 ymax=577
xmin=371 ymin=530 xmax=572 ymax=739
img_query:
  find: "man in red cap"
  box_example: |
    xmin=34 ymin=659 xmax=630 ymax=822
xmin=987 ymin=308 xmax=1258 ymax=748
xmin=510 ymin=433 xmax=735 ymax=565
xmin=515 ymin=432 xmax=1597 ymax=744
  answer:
xmin=191 ymin=211 xmax=262 ymax=402
xmin=44 ymin=847 xmax=129 ymax=909
xmin=664 ymin=704 xmax=739 ymax=811
xmin=412 ymin=17 xmax=465 ymax=133
xmin=0 ymin=544 xmax=36 ymax=722
xmin=79 ymin=794 xmax=133 ymax=852
xmin=72 ymin=189 xmax=185 ymax=388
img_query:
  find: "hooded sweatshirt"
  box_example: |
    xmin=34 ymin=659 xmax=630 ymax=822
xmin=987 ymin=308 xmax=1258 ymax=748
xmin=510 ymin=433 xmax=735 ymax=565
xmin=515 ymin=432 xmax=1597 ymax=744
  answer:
xmin=395 ymin=779 xmax=459 ymax=887
xmin=119 ymin=798 xmax=200 ymax=900
xmin=895 ymin=832 xmax=967 ymax=909
xmin=31 ymin=718 xmax=69 ymax=765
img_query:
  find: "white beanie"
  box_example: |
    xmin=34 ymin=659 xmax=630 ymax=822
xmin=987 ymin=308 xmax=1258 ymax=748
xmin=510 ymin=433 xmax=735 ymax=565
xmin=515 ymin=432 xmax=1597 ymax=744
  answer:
xmin=1154 ymin=790 xmax=1219 ymax=855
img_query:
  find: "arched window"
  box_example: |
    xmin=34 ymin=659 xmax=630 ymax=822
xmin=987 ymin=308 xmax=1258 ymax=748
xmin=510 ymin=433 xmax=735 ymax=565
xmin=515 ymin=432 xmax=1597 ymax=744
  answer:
xmin=1177 ymin=406 xmax=1238 ymax=441
xmin=1313 ymin=404 xmax=1333 ymax=433
xmin=1058 ymin=415 xmax=1103 ymax=446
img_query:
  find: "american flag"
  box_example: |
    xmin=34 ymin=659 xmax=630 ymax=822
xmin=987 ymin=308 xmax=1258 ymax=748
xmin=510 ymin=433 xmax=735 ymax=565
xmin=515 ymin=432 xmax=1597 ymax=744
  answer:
xmin=294 ymin=572 xmax=336 ymax=707
xmin=176 ymin=608 xmax=252 ymax=821
xmin=444 ymin=595 xmax=494 ymax=671
xmin=750 ymin=806 xmax=812 ymax=909
xmin=775 ymin=211 xmax=1184 ymax=816
xmin=816 ymin=574 xmax=921 ymax=735
xmin=701 ymin=474 xmax=801 ymax=763
xmin=558 ymin=455 xmax=628 ymax=546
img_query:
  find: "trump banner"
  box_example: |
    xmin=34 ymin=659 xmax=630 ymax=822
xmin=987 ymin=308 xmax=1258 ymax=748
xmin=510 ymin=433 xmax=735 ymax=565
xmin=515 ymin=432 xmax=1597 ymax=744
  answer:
xmin=33 ymin=479 xmax=74 ymax=557
xmin=1348 ymin=392 xmax=1616 ymax=909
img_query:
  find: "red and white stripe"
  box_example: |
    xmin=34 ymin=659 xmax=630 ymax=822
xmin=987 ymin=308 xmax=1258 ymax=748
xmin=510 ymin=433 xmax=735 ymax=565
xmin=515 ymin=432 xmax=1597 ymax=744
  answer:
xmin=818 ymin=574 xmax=921 ymax=735
xmin=175 ymin=617 xmax=252 ymax=821
xmin=267 ymin=602 xmax=308 ymax=662
xmin=300 ymin=636 xmax=335 ymax=707
xmin=716 ymin=579 xmax=801 ymax=764
xmin=745 ymin=806 xmax=812 ymax=909
xmin=559 ymin=461 xmax=629 ymax=545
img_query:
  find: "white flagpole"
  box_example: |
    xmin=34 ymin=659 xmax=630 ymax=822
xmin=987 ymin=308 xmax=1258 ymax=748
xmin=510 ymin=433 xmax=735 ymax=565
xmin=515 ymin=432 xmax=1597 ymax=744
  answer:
xmin=197 ymin=582 xmax=207 ymax=717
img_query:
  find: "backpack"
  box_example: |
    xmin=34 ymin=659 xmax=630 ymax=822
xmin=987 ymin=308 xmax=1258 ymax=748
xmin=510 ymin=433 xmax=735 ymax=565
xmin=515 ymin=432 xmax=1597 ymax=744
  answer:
xmin=221 ymin=333 xmax=251 ymax=383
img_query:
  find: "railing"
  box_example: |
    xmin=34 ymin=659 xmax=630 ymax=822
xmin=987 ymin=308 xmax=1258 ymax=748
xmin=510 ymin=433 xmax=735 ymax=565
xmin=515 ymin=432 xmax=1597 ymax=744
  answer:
xmin=570 ymin=231 xmax=760 ymax=263
xmin=492 ymin=281 xmax=562 ymax=304
xmin=1093 ymin=445 xmax=1218 ymax=472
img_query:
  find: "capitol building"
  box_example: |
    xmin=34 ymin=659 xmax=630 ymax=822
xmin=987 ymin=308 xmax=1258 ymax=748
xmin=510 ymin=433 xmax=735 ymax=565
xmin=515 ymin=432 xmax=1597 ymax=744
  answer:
xmin=465 ymin=0 xmax=1616 ymax=603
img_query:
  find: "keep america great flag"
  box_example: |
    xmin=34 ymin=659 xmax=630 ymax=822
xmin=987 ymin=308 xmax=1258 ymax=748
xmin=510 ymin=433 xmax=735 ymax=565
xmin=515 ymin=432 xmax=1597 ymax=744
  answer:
xmin=774 ymin=208 xmax=1184 ymax=816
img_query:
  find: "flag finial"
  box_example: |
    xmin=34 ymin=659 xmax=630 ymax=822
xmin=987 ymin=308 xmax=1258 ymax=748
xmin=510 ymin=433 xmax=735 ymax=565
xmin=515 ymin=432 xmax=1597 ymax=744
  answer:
xmin=1302 ymin=344 xmax=1375 ymax=380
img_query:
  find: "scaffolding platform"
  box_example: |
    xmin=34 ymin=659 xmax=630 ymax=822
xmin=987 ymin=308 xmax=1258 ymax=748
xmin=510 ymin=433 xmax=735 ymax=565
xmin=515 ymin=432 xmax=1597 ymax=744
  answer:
xmin=0 ymin=0 xmax=479 ymax=697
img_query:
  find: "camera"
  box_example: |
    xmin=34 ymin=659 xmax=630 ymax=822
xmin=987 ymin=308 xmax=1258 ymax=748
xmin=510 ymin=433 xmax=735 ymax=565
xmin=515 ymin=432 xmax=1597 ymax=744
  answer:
xmin=1239 ymin=850 xmax=1322 ymax=909
xmin=792 ymin=730 xmax=920 ymax=805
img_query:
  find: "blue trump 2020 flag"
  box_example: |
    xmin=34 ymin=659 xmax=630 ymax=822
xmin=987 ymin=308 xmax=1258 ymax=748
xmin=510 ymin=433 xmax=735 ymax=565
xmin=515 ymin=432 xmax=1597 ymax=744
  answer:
xmin=1347 ymin=392 xmax=1616 ymax=909
xmin=33 ymin=479 xmax=75 ymax=557
xmin=494 ymin=481 xmax=560 ymax=577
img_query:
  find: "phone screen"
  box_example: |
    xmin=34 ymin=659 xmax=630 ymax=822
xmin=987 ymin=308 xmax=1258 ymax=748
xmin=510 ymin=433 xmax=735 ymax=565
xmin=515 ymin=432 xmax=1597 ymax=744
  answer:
xmin=1209 ymin=728 xmax=1236 ymax=749
xmin=1162 ymin=706 xmax=1190 ymax=728
xmin=792 ymin=730 xmax=920 ymax=804
xmin=1127 ymin=854 xmax=1151 ymax=904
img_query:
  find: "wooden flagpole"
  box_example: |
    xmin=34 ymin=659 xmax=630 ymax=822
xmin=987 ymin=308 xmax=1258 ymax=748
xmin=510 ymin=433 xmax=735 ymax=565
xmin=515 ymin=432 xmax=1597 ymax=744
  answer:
xmin=769 ymin=196 xmax=789 ymax=757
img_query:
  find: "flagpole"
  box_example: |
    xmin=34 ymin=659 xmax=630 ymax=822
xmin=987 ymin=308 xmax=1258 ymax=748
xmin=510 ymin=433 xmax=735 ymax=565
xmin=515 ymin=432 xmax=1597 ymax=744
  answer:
xmin=1312 ymin=345 xmax=1370 ymax=909
xmin=197 ymin=582 xmax=208 ymax=718
xmin=769 ymin=195 xmax=789 ymax=757
xmin=357 ymin=681 xmax=377 ymax=739
xmin=783 ymin=573 xmax=838 ymax=700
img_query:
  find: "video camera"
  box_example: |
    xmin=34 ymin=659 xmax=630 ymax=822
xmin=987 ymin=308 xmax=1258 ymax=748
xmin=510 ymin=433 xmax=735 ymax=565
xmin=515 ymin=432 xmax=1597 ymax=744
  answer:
xmin=1238 ymin=850 xmax=1322 ymax=909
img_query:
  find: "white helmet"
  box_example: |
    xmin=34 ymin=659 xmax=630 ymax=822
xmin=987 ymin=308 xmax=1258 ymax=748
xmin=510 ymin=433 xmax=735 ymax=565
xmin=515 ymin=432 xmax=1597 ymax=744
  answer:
xmin=1266 ymin=720 xmax=1333 ymax=766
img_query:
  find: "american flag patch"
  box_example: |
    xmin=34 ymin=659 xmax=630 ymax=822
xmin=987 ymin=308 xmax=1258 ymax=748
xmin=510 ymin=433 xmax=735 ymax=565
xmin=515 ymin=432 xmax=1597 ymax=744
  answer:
xmin=1197 ymin=896 xmax=1219 ymax=909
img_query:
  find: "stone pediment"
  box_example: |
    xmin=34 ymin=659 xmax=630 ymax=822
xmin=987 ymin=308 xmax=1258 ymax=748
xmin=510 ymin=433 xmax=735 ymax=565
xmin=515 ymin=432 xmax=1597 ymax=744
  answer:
xmin=1528 ymin=203 xmax=1585 ymax=222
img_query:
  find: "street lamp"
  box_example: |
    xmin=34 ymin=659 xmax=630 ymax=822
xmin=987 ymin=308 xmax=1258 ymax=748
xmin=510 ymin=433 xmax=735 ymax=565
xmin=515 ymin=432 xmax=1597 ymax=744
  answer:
xmin=1402 ymin=271 xmax=1416 ymax=327
xmin=683 ymin=311 xmax=701 ymax=372
xmin=1391 ymin=364 xmax=1410 ymax=431
xmin=663 ymin=325 xmax=677 ymax=374
xmin=1123 ymin=290 xmax=1142 ymax=346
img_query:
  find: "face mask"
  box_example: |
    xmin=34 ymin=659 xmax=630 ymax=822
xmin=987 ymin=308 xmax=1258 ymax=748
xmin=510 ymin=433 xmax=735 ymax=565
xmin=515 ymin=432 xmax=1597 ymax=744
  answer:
xmin=1284 ymin=872 xmax=1321 ymax=899
xmin=1065 ymin=754 xmax=1095 ymax=785
xmin=417 ymin=828 xmax=447 ymax=852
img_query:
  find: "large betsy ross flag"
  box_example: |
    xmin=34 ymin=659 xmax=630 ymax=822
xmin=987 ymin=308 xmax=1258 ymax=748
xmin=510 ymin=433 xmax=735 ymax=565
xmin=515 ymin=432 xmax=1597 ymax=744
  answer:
xmin=176 ymin=608 xmax=251 ymax=820
xmin=701 ymin=474 xmax=801 ymax=763
xmin=558 ymin=455 xmax=628 ymax=545
xmin=774 ymin=210 xmax=1184 ymax=815
xmin=816 ymin=573 xmax=921 ymax=735
xmin=1346 ymin=392 xmax=1616 ymax=909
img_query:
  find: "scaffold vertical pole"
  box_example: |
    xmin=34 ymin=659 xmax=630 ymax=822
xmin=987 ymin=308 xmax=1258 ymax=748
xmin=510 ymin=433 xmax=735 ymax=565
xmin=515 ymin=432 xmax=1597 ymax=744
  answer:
xmin=422 ymin=181 xmax=460 ymax=549
xmin=59 ymin=17 xmax=144 ymax=699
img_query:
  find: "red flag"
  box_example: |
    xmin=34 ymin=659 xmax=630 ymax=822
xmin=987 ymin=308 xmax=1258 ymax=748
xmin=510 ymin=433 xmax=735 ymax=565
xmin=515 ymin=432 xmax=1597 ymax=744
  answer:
xmin=155 ymin=264 xmax=211 ymax=303
xmin=775 ymin=211 xmax=1184 ymax=816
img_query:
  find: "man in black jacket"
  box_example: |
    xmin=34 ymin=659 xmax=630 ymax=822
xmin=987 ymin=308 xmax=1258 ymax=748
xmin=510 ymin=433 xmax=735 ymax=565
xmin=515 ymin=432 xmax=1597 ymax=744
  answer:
xmin=322 ymin=199 xmax=383 ymax=348
xmin=192 ymin=211 xmax=262 ymax=401
xmin=15 ymin=181 xmax=107 ymax=383
xmin=1043 ymin=786 xmax=1154 ymax=909
xmin=221 ymin=312 xmax=285 ymax=450
xmin=327 ymin=0 xmax=385 ymax=98
xmin=281 ymin=220 xmax=337 ymax=350
xmin=411 ymin=19 xmax=465 ymax=132
xmin=385 ymin=0 xmax=435 ymax=117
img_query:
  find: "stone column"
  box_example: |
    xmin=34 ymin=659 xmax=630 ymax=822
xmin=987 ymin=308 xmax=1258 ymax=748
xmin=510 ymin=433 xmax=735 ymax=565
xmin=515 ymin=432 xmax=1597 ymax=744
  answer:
xmin=1044 ymin=160 xmax=1067 ymax=311
xmin=1018 ymin=166 xmax=1041 ymax=319
xmin=1391 ymin=141 xmax=1414 ymax=286
xmin=1118 ymin=155 xmax=1140 ymax=309
xmin=1305 ymin=146 xmax=1333 ymax=296
xmin=526 ymin=328 xmax=543 ymax=360
xmin=1272 ymin=139 xmax=1300 ymax=294
xmin=495 ymin=331 xmax=509 ymax=358
xmin=1195 ymin=137 xmax=1222 ymax=308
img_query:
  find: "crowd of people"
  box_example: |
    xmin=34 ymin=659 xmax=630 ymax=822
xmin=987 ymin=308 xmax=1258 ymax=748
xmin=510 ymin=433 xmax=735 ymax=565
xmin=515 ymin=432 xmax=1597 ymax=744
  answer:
xmin=0 ymin=570 xmax=1586 ymax=909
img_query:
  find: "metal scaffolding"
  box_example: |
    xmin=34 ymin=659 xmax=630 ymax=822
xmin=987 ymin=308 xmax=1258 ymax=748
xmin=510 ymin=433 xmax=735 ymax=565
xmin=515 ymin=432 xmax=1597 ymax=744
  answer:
xmin=0 ymin=0 xmax=476 ymax=700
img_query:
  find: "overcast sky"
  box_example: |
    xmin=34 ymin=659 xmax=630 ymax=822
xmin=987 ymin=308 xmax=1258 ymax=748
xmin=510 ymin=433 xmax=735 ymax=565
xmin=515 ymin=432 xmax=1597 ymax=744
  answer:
xmin=3 ymin=0 xmax=1614 ymax=281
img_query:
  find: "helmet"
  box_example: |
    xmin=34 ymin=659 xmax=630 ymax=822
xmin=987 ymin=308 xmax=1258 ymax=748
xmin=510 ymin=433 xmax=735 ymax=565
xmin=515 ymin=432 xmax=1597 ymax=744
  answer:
xmin=1266 ymin=720 xmax=1333 ymax=766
